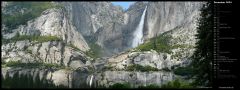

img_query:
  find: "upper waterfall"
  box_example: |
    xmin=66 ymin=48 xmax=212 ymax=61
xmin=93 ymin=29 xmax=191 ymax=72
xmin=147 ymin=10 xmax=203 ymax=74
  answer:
xmin=132 ymin=6 xmax=147 ymax=48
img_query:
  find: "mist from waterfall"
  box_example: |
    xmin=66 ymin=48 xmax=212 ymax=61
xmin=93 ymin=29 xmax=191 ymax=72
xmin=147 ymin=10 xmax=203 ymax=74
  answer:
xmin=132 ymin=6 xmax=147 ymax=48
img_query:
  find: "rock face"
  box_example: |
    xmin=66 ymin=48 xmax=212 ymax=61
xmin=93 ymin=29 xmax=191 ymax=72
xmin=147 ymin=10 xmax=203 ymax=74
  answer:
xmin=62 ymin=2 xmax=127 ymax=56
xmin=93 ymin=71 xmax=176 ymax=88
xmin=4 ymin=8 xmax=89 ymax=51
xmin=2 ymin=4 xmax=92 ymax=69
xmin=64 ymin=2 xmax=125 ymax=37
xmin=144 ymin=2 xmax=202 ymax=40
xmin=61 ymin=2 xmax=203 ymax=56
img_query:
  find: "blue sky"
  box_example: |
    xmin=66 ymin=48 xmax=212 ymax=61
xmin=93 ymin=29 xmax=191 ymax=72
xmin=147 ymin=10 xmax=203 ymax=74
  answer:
xmin=111 ymin=2 xmax=135 ymax=10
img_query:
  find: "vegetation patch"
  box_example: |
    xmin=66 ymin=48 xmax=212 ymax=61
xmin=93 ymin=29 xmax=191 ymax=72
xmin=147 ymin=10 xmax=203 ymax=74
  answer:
xmin=136 ymin=34 xmax=171 ymax=53
xmin=171 ymin=52 xmax=182 ymax=60
xmin=25 ymin=49 xmax=32 ymax=54
xmin=102 ymin=66 xmax=114 ymax=71
xmin=135 ymin=29 xmax=193 ymax=54
xmin=85 ymin=43 xmax=103 ymax=59
xmin=2 ymin=33 xmax=61 ymax=44
xmin=161 ymin=67 xmax=171 ymax=72
xmin=161 ymin=78 xmax=193 ymax=88
xmin=92 ymin=77 xmax=194 ymax=88
xmin=126 ymin=64 xmax=159 ymax=72
xmin=67 ymin=43 xmax=82 ymax=51
xmin=173 ymin=66 xmax=194 ymax=77
xmin=83 ymin=36 xmax=103 ymax=59
xmin=4 ymin=61 xmax=66 ymax=69
xmin=105 ymin=79 xmax=193 ymax=88
xmin=109 ymin=83 xmax=131 ymax=88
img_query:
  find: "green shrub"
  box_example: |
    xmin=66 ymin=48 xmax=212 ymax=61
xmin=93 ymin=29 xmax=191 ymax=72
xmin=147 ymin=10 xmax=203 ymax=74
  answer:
xmin=2 ymin=34 xmax=61 ymax=44
xmin=161 ymin=67 xmax=171 ymax=72
xmin=125 ymin=64 xmax=137 ymax=71
xmin=85 ymin=43 xmax=103 ymax=59
xmin=32 ymin=35 xmax=61 ymax=43
xmin=5 ymin=61 xmax=22 ymax=67
xmin=43 ymin=63 xmax=65 ymax=69
xmin=135 ymin=30 xmax=192 ymax=54
xmin=161 ymin=78 xmax=193 ymax=88
xmin=1 ymin=60 xmax=6 ymax=65
xmin=2 ymin=38 xmax=9 ymax=44
xmin=126 ymin=64 xmax=159 ymax=72
xmin=102 ymin=66 xmax=113 ymax=71
xmin=173 ymin=66 xmax=194 ymax=76
xmin=68 ymin=43 xmax=81 ymax=51
xmin=109 ymin=83 xmax=131 ymax=88
xmin=81 ymin=36 xmax=103 ymax=59
xmin=5 ymin=61 xmax=44 ymax=68
xmin=25 ymin=49 xmax=32 ymax=54
xmin=143 ymin=65 xmax=159 ymax=71
xmin=136 ymin=34 xmax=173 ymax=54
xmin=4 ymin=61 xmax=65 ymax=69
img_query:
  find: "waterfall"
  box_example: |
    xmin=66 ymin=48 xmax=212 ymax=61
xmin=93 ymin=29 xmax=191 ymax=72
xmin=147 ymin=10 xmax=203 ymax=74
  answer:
xmin=132 ymin=6 xmax=147 ymax=48
xmin=89 ymin=75 xmax=94 ymax=87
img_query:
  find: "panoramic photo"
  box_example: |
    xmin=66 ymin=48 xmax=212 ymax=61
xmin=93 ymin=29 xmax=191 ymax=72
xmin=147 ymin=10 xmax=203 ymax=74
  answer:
xmin=1 ymin=1 xmax=213 ymax=88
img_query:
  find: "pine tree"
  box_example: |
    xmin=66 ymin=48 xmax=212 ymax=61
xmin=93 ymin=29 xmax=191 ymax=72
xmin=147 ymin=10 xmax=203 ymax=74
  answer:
xmin=191 ymin=1 xmax=213 ymax=87
xmin=35 ymin=73 xmax=41 ymax=88
xmin=2 ymin=73 xmax=9 ymax=88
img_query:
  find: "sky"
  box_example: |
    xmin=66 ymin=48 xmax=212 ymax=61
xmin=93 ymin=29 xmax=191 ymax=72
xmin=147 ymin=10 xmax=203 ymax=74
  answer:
xmin=111 ymin=2 xmax=135 ymax=10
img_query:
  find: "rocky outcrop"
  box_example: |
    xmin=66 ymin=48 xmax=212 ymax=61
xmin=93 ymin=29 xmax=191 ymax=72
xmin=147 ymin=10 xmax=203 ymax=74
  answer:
xmin=106 ymin=49 xmax=191 ymax=70
xmin=1 ymin=40 xmax=93 ymax=69
xmin=93 ymin=71 xmax=177 ymax=88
